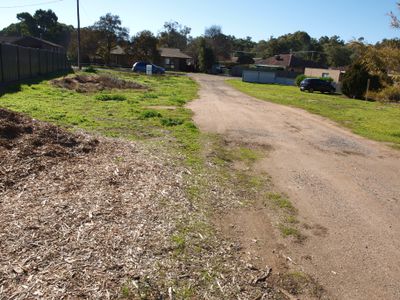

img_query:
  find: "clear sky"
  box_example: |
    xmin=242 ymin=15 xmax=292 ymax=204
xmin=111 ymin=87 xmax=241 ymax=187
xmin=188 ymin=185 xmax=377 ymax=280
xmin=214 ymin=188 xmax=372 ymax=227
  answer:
xmin=0 ymin=0 xmax=399 ymax=43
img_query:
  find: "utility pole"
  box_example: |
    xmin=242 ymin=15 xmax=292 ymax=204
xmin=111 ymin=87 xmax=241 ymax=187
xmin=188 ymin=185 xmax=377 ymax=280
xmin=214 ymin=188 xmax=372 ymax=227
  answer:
xmin=76 ymin=0 xmax=81 ymax=69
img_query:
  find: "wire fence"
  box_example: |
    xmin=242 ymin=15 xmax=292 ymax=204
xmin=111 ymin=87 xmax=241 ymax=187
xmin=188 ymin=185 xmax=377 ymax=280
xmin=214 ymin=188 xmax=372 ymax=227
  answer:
xmin=0 ymin=43 xmax=69 ymax=85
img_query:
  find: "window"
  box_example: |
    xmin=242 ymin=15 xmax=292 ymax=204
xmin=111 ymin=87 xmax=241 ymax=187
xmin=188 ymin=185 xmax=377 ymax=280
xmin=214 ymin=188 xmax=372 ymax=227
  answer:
xmin=165 ymin=58 xmax=170 ymax=65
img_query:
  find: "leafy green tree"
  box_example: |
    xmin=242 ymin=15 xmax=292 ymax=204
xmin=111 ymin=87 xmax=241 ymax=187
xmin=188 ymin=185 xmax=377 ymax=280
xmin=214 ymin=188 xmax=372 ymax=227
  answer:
xmin=204 ymin=25 xmax=232 ymax=61
xmin=68 ymin=27 xmax=102 ymax=63
xmin=92 ymin=13 xmax=129 ymax=65
xmin=319 ymin=36 xmax=353 ymax=67
xmin=131 ymin=30 xmax=161 ymax=63
xmin=0 ymin=9 xmax=73 ymax=48
xmin=342 ymin=63 xmax=381 ymax=99
xmin=198 ymin=38 xmax=215 ymax=73
xmin=158 ymin=21 xmax=191 ymax=50
xmin=236 ymin=52 xmax=254 ymax=64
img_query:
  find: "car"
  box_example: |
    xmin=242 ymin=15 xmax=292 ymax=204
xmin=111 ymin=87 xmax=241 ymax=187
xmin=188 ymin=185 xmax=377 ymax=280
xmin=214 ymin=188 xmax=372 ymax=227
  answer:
xmin=132 ymin=62 xmax=165 ymax=74
xmin=300 ymin=78 xmax=336 ymax=93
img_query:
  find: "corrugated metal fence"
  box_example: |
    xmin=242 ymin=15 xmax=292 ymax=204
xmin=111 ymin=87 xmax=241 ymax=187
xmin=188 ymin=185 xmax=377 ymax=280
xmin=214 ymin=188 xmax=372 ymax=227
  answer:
xmin=242 ymin=70 xmax=298 ymax=86
xmin=0 ymin=43 xmax=68 ymax=84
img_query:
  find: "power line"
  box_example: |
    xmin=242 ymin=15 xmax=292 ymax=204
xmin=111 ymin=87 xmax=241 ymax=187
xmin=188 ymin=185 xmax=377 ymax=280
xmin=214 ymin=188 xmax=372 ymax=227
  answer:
xmin=0 ymin=0 xmax=63 ymax=9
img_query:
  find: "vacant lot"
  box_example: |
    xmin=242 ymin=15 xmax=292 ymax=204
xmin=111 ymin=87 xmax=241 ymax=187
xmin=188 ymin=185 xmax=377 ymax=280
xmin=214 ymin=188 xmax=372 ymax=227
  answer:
xmin=227 ymin=80 xmax=400 ymax=148
xmin=1 ymin=71 xmax=315 ymax=299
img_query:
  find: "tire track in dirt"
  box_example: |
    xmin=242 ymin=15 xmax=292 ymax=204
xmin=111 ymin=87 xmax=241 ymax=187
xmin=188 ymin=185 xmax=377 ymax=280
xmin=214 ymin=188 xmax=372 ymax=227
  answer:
xmin=188 ymin=74 xmax=400 ymax=300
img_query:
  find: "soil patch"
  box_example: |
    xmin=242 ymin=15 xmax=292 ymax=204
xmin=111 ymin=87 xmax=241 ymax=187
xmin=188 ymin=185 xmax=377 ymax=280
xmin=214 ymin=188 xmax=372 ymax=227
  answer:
xmin=51 ymin=74 xmax=146 ymax=93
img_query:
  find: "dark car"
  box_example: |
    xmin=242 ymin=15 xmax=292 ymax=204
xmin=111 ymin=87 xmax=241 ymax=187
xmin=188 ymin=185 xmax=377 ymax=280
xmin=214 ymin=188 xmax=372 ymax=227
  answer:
xmin=300 ymin=78 xmax=335 ymax=93
xmin=132 ymin=62 xmax=165 ymax=74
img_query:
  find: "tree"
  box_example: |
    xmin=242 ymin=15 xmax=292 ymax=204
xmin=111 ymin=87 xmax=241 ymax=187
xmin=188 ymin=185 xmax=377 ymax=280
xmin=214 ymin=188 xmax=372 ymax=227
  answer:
xmin=198 ymin=38 xmax=215 ymax=73
xmin=204 ymin=25 xmax=232 ymax=61
xmin=319 ymin=36 xmax=353 ymax=67
xmin=186 ymin=36 xmax=204 ymax=70
xmin=342 ymin=63 xmax=381 ymax=99
xmin=68 ymin=27 xmax=102 ymax=63
xmin=131 ymin=30 xmax=161 ymax=63
xmin=0 ymin=9 xmax=73 ymax=48
xmin=92 ymin=13 xmax=129 ymax=65
xmin=236 ymin=52 xmax=255 ymax=64
xmin=158 ymin=21 xmax=191 ymax=49
xmin=389 ymin=2 xmax=400 ymax=28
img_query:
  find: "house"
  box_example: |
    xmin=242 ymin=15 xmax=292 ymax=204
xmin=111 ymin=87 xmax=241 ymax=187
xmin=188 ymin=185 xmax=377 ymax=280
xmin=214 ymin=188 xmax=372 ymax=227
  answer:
xmin=110 ymin=45 xmax=133 ymax=67
xmin=0 ymin=35 xmax=65 ymax=53
xmin=254 ymin=54 xmax=324 ymax=73
xmin=159 ymin=48 xmax=192 ymax=71
xmin=304 ymin=67 xmax=346 ymax=83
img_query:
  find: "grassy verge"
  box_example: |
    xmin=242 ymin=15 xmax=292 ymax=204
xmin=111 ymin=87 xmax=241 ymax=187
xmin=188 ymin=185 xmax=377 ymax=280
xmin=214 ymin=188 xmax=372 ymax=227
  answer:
xmin=226 ymin=80 xmax=400 ymax=147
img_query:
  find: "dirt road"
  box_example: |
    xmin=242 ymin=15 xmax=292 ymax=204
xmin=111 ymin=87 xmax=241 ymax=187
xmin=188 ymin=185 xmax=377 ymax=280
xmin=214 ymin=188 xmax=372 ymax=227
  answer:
xmin=188 ymin=74 xmax=400 ymax=300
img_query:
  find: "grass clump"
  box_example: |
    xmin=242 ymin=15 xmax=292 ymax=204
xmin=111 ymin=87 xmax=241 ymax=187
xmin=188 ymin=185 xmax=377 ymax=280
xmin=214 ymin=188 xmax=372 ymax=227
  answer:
xmin=266 ymin=193 xmax=296 ymax=213
xmin=140 ymin=110 xmax=162 ymax=119
xmin=161 ymin=117 xmax=184 ymax=127
xmin=279 ymin=225 xmax=306 ymax=242
xmin=95 ymin=94 xmax=127 ymax=101
xmin=83 ymin=65 xmax=97 ymax=73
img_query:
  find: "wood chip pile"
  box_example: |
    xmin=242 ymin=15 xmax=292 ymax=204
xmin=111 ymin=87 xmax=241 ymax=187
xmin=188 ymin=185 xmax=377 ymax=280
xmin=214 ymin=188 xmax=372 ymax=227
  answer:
xmin=51 ymin=74 xmax=146 ymax=93
xmin=0 ymin=109 xmax=276 ymax=299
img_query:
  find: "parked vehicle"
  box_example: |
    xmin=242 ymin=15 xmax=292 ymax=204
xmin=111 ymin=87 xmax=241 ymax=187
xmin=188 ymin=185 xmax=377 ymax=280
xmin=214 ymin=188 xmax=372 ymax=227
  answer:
xmin=300 ymin=78 xmax=335 ymax=93
xmin=132 ymin=62 xmax=165 ymax=74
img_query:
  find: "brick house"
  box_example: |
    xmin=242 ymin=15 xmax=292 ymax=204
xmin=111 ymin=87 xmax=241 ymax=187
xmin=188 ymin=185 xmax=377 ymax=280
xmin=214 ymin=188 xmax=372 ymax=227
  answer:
xmin=159 ymin=48 xmax=192 ymax=71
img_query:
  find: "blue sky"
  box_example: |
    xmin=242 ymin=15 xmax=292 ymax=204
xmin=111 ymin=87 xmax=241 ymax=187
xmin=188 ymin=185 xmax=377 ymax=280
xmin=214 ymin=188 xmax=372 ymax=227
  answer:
xmin=0 ymin=0 xmax=399 ymax=43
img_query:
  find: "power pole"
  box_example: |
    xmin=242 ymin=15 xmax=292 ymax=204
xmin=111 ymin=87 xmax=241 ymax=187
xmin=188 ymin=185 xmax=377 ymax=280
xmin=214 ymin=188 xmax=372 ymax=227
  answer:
xmin=76 ymin=0 xmax=81 ymax=69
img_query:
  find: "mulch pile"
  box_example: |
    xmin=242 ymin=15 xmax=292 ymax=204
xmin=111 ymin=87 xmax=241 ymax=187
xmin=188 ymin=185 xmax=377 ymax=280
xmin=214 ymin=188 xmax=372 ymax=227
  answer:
xmin=0 ymin=109 xmax=281 ymax=299
xmin=51 ymin=74 xmax=146 ymax=93
xmin=0 ymin=109 xmax=98 ymax=192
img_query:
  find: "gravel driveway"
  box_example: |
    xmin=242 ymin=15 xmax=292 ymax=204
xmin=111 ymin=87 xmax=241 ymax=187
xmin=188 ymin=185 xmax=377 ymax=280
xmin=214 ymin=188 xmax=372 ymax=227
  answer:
xmin=188 ymin=74 xmax=400 ymax=300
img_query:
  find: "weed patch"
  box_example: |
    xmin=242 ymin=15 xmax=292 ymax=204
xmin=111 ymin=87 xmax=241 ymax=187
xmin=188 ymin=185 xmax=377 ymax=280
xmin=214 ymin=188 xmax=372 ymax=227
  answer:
xmin=140 ymin=110 xmax=162 ymax=119
xmin=161 ymin=117 xmax=184 ymax=127
xmin=95 ymin=94 xmax=127 ymax=101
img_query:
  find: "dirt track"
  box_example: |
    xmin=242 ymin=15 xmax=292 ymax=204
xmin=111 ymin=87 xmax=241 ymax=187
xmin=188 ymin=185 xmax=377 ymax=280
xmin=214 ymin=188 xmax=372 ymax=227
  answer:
xmin=188 ymin=74 xmax=400 ymax=300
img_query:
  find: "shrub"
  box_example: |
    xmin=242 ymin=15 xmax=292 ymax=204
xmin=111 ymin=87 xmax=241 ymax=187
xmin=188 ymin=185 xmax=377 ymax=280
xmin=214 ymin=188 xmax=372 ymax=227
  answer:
xmin=140 ymin=110 xmax=162 ymax=119
xmin=83 ymin=65 xmax=97 ymax=73
xmin=95 ymin=94 xmax=127 ymax=101
xmin=295 ymin=74 xmax=307 ymax=86
xmin=342 ymin=63 xmax=381 ymax=99
xmin=161 ymin=118 xmax=184 ymax=126
xmin=369 ymin=85 xmax=400 ymax=102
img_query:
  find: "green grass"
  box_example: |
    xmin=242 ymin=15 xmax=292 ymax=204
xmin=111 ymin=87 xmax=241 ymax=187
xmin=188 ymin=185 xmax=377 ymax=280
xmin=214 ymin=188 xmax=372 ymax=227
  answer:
xmin=0 ymin=70 xmax=199 ymax=160
xmin=226 ymin=80 xmax=400 ymax=147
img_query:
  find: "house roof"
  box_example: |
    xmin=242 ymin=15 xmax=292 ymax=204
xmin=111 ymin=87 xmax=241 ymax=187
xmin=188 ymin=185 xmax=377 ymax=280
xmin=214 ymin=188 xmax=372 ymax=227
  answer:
xmin=110 ymin=45 xmax=126 ymax=55
xmin=0 ymin=35 xmax=64 ymax=49
xmin=159 ymin=48 xmax=192 ymax=59
xmin=255 ymin=54 xmax=323 ymax=69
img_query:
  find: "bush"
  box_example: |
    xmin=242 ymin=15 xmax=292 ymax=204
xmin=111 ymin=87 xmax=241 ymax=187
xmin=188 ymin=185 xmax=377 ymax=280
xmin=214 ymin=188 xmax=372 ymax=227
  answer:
xmin=160 ymin=118 xmax=184 ymax=126
xmin=369 ymin=85 xmax=400 ymax=102
xmin=95 ymin=94 xmax=127 ymax=101
xmin=83 ymin=66 xmax=97 ymax=73
xmin=140 ymin=110 xmax=162 ymax=119
xmin=342 ymin=63 xmax=381 ymax=99
xmin=295 ymin=74 xmax=307 ymax=86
